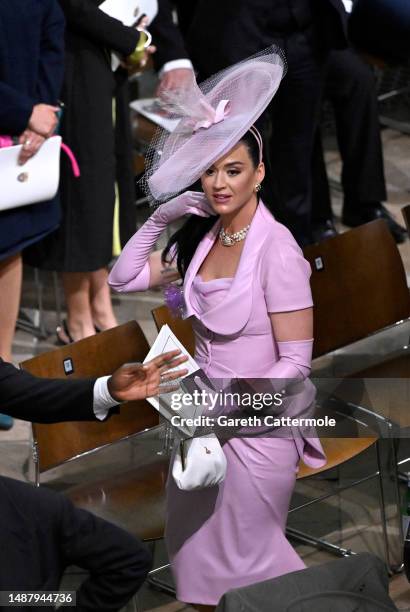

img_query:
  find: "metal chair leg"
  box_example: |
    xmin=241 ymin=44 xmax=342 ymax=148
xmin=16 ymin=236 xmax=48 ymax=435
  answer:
xmin=286 ymin=526 xmax=355 ymax=557
xmin=147 ymin=564 xmax=176 ymax=597
xmin=16 ymin=268 xmax=48 ymax=339
xmin=53 ymin=271 xmax=63 ymax=327
xmin=376 ymin=438 xmax=404 ymax=572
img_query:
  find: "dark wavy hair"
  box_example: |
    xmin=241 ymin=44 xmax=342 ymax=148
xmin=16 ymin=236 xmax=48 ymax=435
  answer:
xmin=162 ymin=129 xmax=279 ymax=278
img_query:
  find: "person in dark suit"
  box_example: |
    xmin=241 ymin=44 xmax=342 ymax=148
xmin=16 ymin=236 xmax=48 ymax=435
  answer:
xmin=0 ymin=0 xmax=64 ymax=363
xmin=0 ymin=349 xmax=187 ymax=424
xmin=181 ymin=0 xmax=349 ymax=246
xmin=0 ymin=475 xmax=152 ymax=612
xmin=0 ymin=350 xmax=188 ymax=606
xmin=311 ymin=47 xmax=407 ymax=244
xmin=151 ymin=0 xmax=193 ymax=94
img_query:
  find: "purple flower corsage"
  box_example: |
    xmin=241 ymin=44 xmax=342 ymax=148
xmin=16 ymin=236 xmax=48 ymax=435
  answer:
xmin=164 ymin=283 xmax=185 ymax=318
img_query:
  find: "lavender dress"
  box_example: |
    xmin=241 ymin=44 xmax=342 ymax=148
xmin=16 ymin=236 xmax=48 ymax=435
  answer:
xmin=165 ymin=203 xmax=326 ymax=605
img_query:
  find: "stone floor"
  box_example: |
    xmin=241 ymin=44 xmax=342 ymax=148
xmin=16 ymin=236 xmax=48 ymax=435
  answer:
xmin=1 ymin=125 xmax=410 ymax=609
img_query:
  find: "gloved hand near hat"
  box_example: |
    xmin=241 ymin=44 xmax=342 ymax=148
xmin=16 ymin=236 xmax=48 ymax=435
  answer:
xmin=108 ymin=190 xmax=214 ymax=293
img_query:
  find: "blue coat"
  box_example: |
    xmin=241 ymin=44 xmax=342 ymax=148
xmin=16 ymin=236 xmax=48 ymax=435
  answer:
xmin=0 ymin=0 xmax=65 ymax=260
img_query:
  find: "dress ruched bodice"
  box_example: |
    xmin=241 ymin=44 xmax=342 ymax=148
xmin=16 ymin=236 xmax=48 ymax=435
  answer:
xmin=191 ymin=273 xmax=283 ymax=378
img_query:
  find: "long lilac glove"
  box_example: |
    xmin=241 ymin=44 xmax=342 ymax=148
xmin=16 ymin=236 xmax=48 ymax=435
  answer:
xmin=270 ymin=338 xmax=313 ymax=382
xmin=108 ymin=191 xmax=214 ymax=293
xmin=181 ymin=338 xmax=315 ymax=438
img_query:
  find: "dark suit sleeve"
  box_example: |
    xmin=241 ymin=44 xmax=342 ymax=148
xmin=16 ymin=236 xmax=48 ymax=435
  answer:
xmin=36 ymin=0 xmax=66 ymax=104
xmin=0 ymin=360 xmax=98 ymax=423
xmin=59 ymin=0 xmax=140 ymax=56
xmin=60 ymin=497 xmax=152 ymax=611
xmin=0 ymin=82 xmax=34 ymax=134
xmin=1 ymin=476 xmax=152 ymax=610
xmin=150 ymin=0 xmax=190 ymax=70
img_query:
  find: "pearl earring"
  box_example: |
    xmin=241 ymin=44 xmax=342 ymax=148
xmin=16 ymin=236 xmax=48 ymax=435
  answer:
xmin=255 ymin=183 xmax=261 ymax=193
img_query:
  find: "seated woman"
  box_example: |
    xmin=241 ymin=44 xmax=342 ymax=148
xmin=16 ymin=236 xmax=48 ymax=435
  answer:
xmin=109 ymin=48 xmax=326 ymax=611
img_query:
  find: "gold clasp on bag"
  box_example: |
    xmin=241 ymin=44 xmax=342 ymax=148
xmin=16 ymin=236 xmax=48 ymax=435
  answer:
xmin=17 ymin=172 xmax=29 ymax=182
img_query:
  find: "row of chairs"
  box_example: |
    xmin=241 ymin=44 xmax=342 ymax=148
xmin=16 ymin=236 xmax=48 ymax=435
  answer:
xmin=20 ymin=216 xmax=410 ymax=579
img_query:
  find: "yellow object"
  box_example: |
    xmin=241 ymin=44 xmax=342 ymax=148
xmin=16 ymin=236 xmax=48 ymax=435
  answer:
xmin=112 ymin=98 xmax=121 ymax=257
xmin=128 ymin=30 xmax=149 ymax=64
xmin=112 ymin=183 xmax=121 ymax=256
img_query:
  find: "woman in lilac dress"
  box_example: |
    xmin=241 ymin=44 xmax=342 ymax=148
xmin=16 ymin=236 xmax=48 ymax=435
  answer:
xmin=109 ymin=49 xmax=326 ymax=610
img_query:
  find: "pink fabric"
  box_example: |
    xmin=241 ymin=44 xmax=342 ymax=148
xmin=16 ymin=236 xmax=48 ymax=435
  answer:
xmin=0 ymin=135 xmax=13 ymax=148
xmin=249 ymin=125 xmax=263 ymax=163
xmin=193 ymin=99 xmax=230 ymax=131
xmin=61 ymin=142 xmax=80 ymax=177
xmin=273 ymin=339 xmax=313 ymax=380
xmin=108 ymin=191 xmax=214 ymax=293
xmin=108 ymin=213 xmax=164 ymax=292
xmin=110 ymin=197 xmax=326 ymax=605
xmin=166 ymin=202 xmax=326 ymax=605
xmin=144 ymin=47 xmax=286 ymax=202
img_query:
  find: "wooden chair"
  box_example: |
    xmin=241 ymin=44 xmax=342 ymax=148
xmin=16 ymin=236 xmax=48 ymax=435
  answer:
xmin=20 ymin=321 xmax=169 ymax=543
xmin=402 ymin=204 xmax=410 ymax=236
xmin=152 ymin=304 xmax=196 ymax=356
xmin=304 ymin=219 xmax=410 ymax=362
xmin=298 ymin=219 xmax=410 ymax=566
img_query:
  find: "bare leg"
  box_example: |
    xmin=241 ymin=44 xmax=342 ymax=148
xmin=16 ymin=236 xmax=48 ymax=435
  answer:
xmin=89 ymin=267 xmax=118 ymax=331
xmin=0 ymin=253 xmax=22 ymax=361
xmin=61 ymin=272 xmax=95 ymax=341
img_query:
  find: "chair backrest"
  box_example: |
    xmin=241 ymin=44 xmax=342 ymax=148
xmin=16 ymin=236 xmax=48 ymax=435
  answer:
xmin=20 ymin=321 xmax=158 ymax=472
xmin=303 ymin=220 xmax=410 ymax=358
xmin=151 ymin=305 xmax=196 ymax=355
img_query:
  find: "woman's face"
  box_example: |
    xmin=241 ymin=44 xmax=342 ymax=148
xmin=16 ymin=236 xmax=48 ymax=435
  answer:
xmin=200 ymin=142 xmax=265 ymax=217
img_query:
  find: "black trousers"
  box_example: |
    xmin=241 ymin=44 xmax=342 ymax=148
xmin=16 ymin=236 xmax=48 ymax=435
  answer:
xmin=312 ymin=48 xmax=387 ymax=223
xmin=267 ymin=31 xmax=326 ymax=245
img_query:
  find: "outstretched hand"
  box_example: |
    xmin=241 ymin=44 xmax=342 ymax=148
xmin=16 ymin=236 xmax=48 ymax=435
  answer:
xmin=107 ymin=349 xmax=188 ymax=402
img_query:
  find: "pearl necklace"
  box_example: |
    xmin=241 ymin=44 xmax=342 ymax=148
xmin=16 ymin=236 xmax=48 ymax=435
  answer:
xmin=219 ymin=224 xmax=250 ymax=246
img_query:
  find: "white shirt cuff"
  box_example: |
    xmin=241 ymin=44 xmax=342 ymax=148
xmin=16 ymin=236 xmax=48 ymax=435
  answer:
xmin=93 ymin=376 xmax=119 ymax=421
xmin=159 ymin=59 xmax=194 ymax=79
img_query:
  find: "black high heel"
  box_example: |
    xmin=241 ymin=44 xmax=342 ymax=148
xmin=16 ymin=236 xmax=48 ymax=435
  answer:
xmin=56 ymin=319 xmax=74 ymax=345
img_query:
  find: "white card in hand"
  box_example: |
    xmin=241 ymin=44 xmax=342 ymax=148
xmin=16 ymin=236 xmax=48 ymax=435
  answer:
xmin=130 ymin=98 xmax=181 ymax=133
xmin=144 ymin=325 xmax=202 ymax=436
xmin=99 ymin=0 xmax=158 ymax=26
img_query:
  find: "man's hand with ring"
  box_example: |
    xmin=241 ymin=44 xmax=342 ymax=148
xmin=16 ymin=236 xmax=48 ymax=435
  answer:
xmin=18 ymin=129 xmax=46 ymax=165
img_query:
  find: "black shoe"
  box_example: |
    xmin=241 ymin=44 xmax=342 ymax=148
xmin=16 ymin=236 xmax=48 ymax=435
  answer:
xmin=56 ymin=319 xmax=74 ymax=345
xmin=342 ymin=203 xmax=407 ymax=244
xmin=311 ymin=219 xmax=338 ymax=244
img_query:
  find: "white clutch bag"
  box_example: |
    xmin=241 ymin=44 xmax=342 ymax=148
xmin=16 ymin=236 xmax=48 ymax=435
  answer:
xmin=172 ymin=434 xmax=227 ymax=491
xmin=0 ymin=135 xmax=62 ymax=211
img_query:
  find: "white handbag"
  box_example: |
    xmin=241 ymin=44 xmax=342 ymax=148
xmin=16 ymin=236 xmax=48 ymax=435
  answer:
xmin=0 ymin=135 xmax=62 ymax=211
xmin=172 ymin=434 xmax=227 ymax=491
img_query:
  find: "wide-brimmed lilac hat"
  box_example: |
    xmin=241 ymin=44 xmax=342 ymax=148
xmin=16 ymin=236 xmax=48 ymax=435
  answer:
xmin=143 ymin=46 xmax=286 ymax=203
